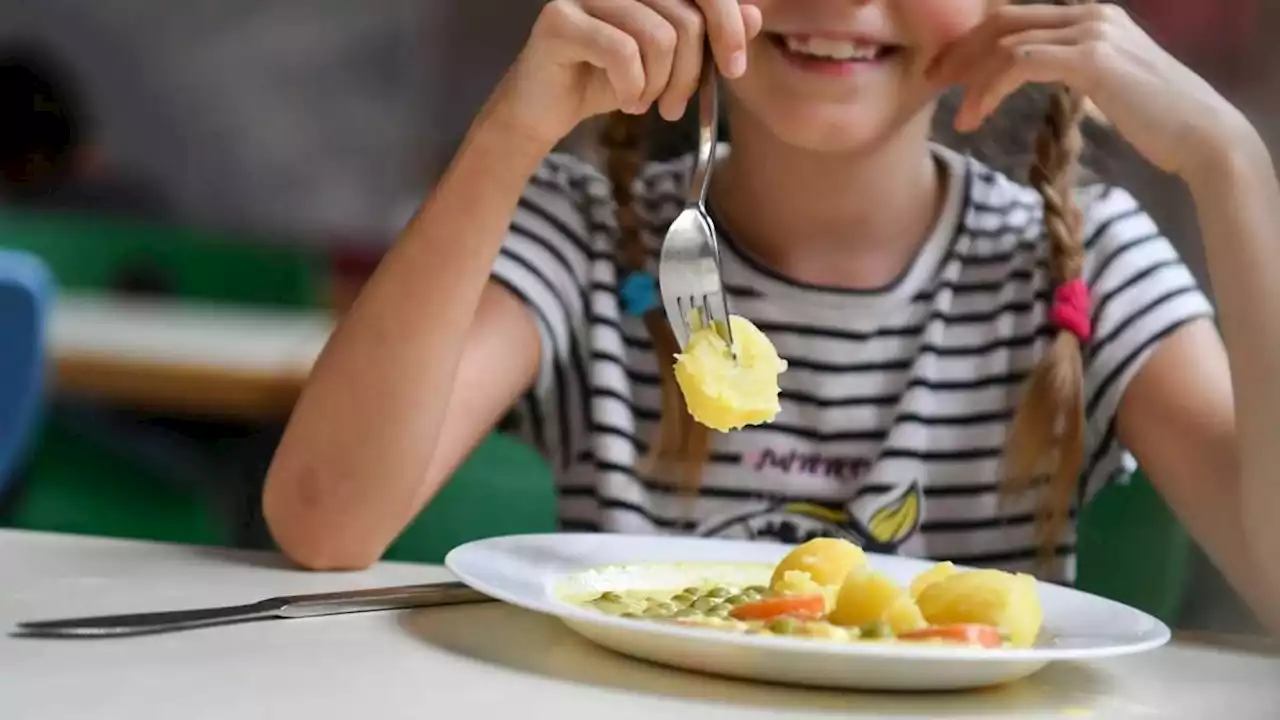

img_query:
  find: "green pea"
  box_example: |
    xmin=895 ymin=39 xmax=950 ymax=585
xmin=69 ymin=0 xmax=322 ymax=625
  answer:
xmin=860 ymin=620 xmax=894 ymax=639
xmin=768 ymin=618 xmax=799 ymax=635
xmin=692 ymin=596 xmax=718 ymax=611
xmin=671 ymin=593 xmax=696 ymax=606
xmin=597 ymin=591 xmax=623 ymax=603
xmin=745 ymin=585 xmax=769 ymax=595
xmin=705 ymin=586 xmax=733 ymax=599
xmin=709 ymin=603 xmax=733 ymax=618
xmin=681 ymin=587 xmax=701 ymax=596
xmin=726 ymin=594 xmax=750 ymax=605
xmin=643 ymin=606 xmax=670 ymax=618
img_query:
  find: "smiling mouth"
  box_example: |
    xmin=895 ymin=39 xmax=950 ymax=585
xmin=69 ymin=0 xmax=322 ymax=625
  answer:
xmin=765 ymin=33 xmax=903 ymax=64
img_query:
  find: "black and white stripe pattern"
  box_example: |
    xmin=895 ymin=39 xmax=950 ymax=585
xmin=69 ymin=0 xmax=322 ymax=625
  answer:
xmin=490 ymin=146 xmax=1213 ymax=582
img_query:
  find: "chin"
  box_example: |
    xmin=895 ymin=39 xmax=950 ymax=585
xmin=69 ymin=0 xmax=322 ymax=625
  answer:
xmin=738 ymin=100 xmax=915 ymax=154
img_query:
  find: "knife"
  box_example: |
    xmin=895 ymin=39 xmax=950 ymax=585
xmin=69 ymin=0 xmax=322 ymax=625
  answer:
xmin=12 ymin=581 xmax=493 ymax=639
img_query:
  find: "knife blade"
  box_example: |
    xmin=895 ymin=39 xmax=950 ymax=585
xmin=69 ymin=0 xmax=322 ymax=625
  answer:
xmin=12 ymin=581 xmax=493 ymax=639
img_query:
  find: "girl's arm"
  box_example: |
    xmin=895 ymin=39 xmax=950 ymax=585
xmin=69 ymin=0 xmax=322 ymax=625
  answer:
xmin=1183 ymin=139 xmax=1280 ymax=614
xmin=930 ymin=1 xmax=1280 ymax=633
xmin=1119 ymin=130 xmax=1280 ymax=633
xmin=263 ymin=0 xmax=760 ymax=570
xmin=262 ymin=107 xmax=554 ymax=570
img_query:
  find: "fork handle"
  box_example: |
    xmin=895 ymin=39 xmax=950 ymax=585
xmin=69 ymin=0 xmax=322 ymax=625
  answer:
xmin=687 ymin=49 xmax=719 ymax=209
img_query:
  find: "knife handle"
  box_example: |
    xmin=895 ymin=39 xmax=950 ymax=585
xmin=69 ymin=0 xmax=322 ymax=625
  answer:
xmin=273 ymin=581 xmax=491 ymax=618
xmin=14 ymin=600 xmax=285 ymax=638
xmin=13 ymin=582 xmax=492 ymax=639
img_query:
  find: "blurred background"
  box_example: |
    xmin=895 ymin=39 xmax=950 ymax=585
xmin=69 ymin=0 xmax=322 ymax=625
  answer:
xmin=0 ymin=0 xmax=1272 ymax=635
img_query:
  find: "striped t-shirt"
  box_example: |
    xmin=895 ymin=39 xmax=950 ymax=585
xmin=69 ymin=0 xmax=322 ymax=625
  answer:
xmin=490 ymin=144 xmax=1213 ymax=582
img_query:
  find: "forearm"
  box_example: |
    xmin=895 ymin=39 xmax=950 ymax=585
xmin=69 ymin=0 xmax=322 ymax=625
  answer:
xmin=1185 ymin=127 xmax=1280 ymax=628
xmin=264 ymin=104 xmax=553 ymax=568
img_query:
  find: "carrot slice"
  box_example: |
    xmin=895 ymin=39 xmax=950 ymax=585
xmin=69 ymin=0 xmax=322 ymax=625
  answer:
xmin=729 ymin=594 xmax=825 ymax=621
xmin=899 ymin=624 xmax=1003 ymax=648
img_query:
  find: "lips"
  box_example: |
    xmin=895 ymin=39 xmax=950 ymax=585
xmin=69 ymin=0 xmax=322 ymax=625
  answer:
xmin=760 ymin=33 xmax=903 ymax=80
xmin=780 ymin=34 xmax=886 ymax=61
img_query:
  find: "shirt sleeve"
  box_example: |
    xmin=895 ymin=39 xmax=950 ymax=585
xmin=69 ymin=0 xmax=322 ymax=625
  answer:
xmin=489 ymin=154 xmax=603 ymax=466
xmin=1077 ymin=185 xmax=1216 ymax=495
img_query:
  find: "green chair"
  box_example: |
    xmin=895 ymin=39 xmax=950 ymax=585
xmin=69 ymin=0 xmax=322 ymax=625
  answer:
xmin=0 ymin=208 xmax=328 ymax=546
xmin=1076 ymin=469 xmax=1191 ymax=625
xmin=4 ymin=420 xmax=227 ymax=546
xmin=383 ymin=433 xmax=557 ymax=564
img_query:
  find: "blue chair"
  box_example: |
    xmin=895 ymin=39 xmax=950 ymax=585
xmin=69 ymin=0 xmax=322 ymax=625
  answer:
xmin=0 ymin=249 xmax=54 ymax=498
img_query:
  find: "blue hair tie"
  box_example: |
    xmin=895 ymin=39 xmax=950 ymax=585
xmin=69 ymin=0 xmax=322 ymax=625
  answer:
xmin=618 ymin=270 xmax=658 ymax=317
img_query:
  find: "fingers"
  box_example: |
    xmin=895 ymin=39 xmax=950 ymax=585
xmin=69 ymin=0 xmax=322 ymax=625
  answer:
xmin=954 ymin=42 xmax=1086 ymax=132
xmin=928 ymin=2 xmax=1106 ymax=85
xmin=548 ymin=2 xmax=647 ymax=112
xmin=741 ymin=4 xmax=764 ymax=42
xmin=644 ymin=0 xmax=707 ymax=120
xmin=548 ymin=0 xmax=763 ymax=119
xmin=692 ymin=0 xmax=749 ymax=78
xmin=584 ymin=0 xmax=679 ymax=114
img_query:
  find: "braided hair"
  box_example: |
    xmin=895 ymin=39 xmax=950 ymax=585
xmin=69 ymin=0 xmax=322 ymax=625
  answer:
xmin=600 ymin=112 xmax=711 ymax=495
xmin=1001 ymin=0 xmax=1095 ymax=571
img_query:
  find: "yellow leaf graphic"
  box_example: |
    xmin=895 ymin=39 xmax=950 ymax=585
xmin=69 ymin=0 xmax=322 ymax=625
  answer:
xmin=866 ymin=485 xmax=921 ymax=545
xmin=782 ymin=502 xmax=847 ymax=525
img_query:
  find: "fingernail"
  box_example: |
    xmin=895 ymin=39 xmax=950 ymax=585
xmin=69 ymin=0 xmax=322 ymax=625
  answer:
xmin=728 ymin=51 xmax=747 ymax=78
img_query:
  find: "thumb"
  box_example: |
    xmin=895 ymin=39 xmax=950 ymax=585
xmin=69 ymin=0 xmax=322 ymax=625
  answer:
xmin=741 ymin=5 xmax=764 ymax=41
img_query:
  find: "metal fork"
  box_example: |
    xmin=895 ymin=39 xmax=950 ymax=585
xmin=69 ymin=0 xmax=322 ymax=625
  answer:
xmin=658 ymin=53 xmax=735 ymax=357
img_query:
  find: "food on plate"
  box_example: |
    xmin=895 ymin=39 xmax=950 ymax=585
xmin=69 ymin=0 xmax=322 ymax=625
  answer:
xmin=898 ymin=623 xmax=1003 ymax=649
xmin=914 ymin=568 xmax=1043 ymax=649
xmin=909 ymin=561 xmax=958 ymax=600
xmin=827 ymin=568 xmax=927 ymax=634
xmin=673 ymin=314 xmax=787 ymax=431
xmin=574 ymin=538 xmax=1044 ymax=649
xmin=770 ymin=537 xmax=867 ymax=590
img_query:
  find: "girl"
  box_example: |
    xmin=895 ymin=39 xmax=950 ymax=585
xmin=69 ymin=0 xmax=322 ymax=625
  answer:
xmin=263 ymin=0 xmax=1280 ymax=631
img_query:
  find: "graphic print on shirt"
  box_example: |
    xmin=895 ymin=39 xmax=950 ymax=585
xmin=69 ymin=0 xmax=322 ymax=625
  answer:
xmin=693 ymin=479 xmax=923 ymax=554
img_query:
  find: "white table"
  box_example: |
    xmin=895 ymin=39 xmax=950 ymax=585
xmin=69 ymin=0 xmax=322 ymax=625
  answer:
xmin=1 ymin=530 xmax=1276 ymax=720
xmin=49 ymin=294 xmax=335 ymax=418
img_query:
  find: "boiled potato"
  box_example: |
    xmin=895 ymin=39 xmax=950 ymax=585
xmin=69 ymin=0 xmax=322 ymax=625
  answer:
xmin=769 ymin=538 xmax=867 ymax=590
xmin=674 ymin=315 xmax=788 ymax=431
xmin=909 ymin=561 xmax=959 ymax=600
xmin=828 ymin=569 xmax=927 ymax=634
xmin=915 ymin=569 xmax=1043 ymax=648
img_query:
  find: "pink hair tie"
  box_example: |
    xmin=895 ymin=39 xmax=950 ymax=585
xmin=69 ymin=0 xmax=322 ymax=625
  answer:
xmin=1050 ymin=278 xmax=1092 ymax=343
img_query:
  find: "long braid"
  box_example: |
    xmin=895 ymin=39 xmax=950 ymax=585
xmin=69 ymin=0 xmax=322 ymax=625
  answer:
xmin=1002 ymin=0 xmax=1092 ymax=573
xmin=601 ymin=111 xmax=710 ymax=495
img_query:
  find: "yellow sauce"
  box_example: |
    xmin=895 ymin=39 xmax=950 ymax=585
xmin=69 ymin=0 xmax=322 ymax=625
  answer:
xmin=568 ymin=539 xmax=1045 ymax=649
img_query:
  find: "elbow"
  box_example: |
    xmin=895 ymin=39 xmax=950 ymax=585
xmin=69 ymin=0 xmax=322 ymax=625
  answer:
xmin=271 ymin=529 xmax=382 ymax=573
xmin=262 ymin=467 xmax=385 ymax=572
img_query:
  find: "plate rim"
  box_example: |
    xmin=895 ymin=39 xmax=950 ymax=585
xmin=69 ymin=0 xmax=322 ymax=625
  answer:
xmin=444 ymin=533 xmax=1172 ymax=663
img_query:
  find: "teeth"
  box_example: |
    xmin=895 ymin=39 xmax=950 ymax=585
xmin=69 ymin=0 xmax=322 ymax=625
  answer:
xmin=783 ymin=36 xmax=881 ymax=61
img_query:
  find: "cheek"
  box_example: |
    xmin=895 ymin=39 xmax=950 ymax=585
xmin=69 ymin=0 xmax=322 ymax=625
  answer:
xmin=899 ymin=0 xmax=993 ymax=48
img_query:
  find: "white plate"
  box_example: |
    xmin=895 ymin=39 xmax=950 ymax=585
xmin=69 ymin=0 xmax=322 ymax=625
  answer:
xmin=444 ymin=533 xmax=1170 ymax=691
